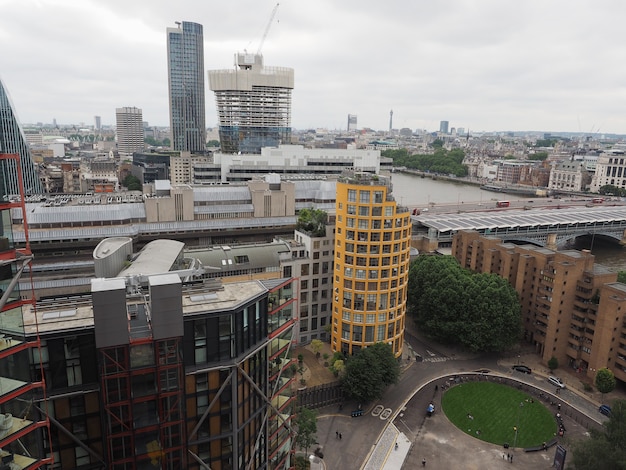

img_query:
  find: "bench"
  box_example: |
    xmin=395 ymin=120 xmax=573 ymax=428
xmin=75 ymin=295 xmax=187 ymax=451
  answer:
xmin=524 ymin=438 xmax=558 ymax=453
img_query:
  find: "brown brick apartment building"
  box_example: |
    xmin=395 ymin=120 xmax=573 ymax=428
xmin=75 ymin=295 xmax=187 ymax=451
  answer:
xmin=452 ymin=230 xmax=626 ymax=385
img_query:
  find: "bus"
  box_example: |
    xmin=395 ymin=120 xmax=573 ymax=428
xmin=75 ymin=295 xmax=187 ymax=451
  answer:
xmin=496 ymin=200 xmax=510 ymax=208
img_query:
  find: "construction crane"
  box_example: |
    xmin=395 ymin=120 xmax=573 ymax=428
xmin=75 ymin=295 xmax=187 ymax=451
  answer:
xmin=257 ymin=3 xmax=279 ymax=55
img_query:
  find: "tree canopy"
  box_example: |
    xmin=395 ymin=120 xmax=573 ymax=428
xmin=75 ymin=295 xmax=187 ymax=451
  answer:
xmin=571 ymin=399 xmax=626 ymax=469
xmin=598 ymin=184 xmax=626 ymax=197
xmin=296 ymin=209 xmax=328 ymax=237
xmin=528 ymin=151 xmax=549 ymax=161
xmin=382 ymin=148 xmax=468 ymax=177
xmin=407 ymin=255 xmax=522 ymax=352
xmin=122 ymin=174 xmax=141 ymax=191
xmin=341 ymin=342 xmax=400 ymax=404
xmin=294 ymin=407 xmax=317 ymax=455
xmin=595 ymin=368 xmax=617 ymax=395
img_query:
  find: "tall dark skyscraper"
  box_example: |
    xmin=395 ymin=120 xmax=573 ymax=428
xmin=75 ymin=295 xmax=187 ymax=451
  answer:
xmin=167 ymin=21 xmax=206 ymax=153
xmin=0 ymin=78 xmax=42 ymax=194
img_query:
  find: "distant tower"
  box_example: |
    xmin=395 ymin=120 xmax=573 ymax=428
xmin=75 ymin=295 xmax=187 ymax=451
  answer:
xmin=347 ymin=114 xmax=357 ymax=132
xmin=209 ymin=53 xmax=294 ymax=154
xmin=389 ymin=109 xmax=393 ymax=132
xmin=94 ymin=115 xmax=101 ymax=131
xmin=439 ymin=120 xmax=449 ymax=134
xmin=0 ymin=78 xmax=42 ymax=194
xmin=167 ymin=21 xmax=206 ymax=153
xmin=115 ymin=107 xmax=144 ymax=156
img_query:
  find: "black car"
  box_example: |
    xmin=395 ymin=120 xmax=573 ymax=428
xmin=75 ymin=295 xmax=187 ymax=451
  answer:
xmin=512 ymin=365 xmax=532 ymax=374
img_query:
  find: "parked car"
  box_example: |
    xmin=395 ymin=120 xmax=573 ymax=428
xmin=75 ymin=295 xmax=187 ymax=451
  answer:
xmin=512 ymin=365 xmax=532 ymax=374
xmin=548 ymin=376 xmax=566 ymax=389
xmin=599 ymin=404 xmax=612 ymax=417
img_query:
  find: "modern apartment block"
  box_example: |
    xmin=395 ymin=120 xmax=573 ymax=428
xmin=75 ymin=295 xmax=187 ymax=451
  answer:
xmin=166 ymin=22 xmax=206 ymax=153
xmin=115 ymin=107 xmax=144 ymax=156
xmin=453 ymin=230 xmax=626 ymax=385
xmin=0 ymin=154 xmax=52 ymax=468
xmin=22 ymin=239 xmax=296 ymax=469
xmin=209 ymin=53 xmax=294 ymax=154
xmin=277 ymin=225 xmax=335 ymax=344
xmin=0 ymin=79 xmax=42 ymax=194
xmin=332 ymin=173 xmax=412 ymax=358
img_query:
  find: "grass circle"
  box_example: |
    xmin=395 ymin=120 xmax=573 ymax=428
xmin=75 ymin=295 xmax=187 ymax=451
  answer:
xmin=441 ymin=381 xmax=558 ymax=448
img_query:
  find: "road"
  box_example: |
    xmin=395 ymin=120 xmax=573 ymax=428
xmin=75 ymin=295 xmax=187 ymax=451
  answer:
xmin=314 ymin=333 xmax=607 ymax=470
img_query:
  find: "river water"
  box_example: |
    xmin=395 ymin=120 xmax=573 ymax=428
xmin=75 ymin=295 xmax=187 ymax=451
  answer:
xmin=389 ymin=171 xmax=626 ymax=272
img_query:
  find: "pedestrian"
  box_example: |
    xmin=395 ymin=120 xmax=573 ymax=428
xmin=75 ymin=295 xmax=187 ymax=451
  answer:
xmin=511 ymin=454 xmax=513 ymax=463
xmin=422 ymin=457 xmax=426 ymax=466
xmin=558 ymin=403 xmax=561 ymax=411
xmin=335 ymin=431 xmax=339 ymax=439
xmin=507 ymin=453 xmax=510 ymax=461
xmin=395 ymin=442 xmax=398 ymax=450
xmin=503 ymin=453 xmax=505 ymax=460
xmin=339 ymin=433 xmax=342 ymax=440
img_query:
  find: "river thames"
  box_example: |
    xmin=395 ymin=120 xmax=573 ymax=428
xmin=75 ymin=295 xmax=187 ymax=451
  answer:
xmin=389 ymin=171 xmax=626 ymax=272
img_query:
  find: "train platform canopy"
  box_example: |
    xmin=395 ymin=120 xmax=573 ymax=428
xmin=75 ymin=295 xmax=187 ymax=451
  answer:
xmin=414 ymin=206 xmax=626 ymax=234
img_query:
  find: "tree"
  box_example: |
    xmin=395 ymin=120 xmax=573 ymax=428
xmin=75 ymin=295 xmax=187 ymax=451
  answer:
xmin=330 ymin=359 xmax=344 ymax=377
xmin=341 ymin=342 xmax=400 ymax=403
xmin=296 ymin=209 xmax=327 ymax=237
xmin=528 ymin=151 xmax=549 ymax=161
xmin=207 ymin=139 xmax=220 ymax=147
xmin=571 ymin=399 xmax=626 ymax=469
xmin=294 ymin=407 xmax=317 ymax=456
xmin=407 ymin=256 xmax=521 ymax=352
xmin=619 ymin=271 xmax=626 ymax=284
xmin=310 ymin=339 xmax=323 ymax=358
xmin=595 ymin=368 xmax=617 ymax=397
xmin=122 ymin=175 xmax=141 ymax=191
xmin=382 ymin=147 xmax=468 ymax=177
xmin=548 ymin=356 xmax=558 ymax=371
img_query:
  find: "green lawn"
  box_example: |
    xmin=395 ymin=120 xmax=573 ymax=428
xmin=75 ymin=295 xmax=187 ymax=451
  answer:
xmin=441 ymin=381 xmax=557 ymax=448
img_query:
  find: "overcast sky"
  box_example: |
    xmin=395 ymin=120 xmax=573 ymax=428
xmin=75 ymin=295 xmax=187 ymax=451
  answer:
xmin=3 ymin=0 xmax=626 ymax=134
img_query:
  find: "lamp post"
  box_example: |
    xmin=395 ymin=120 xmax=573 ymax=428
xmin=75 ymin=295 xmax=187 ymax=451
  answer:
xmin=514 ymin=401 xmax=524 ymax=448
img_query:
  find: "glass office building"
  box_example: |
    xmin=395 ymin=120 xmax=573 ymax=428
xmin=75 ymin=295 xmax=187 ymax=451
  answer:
xmin=167 ymin=22 xmax=206 ymax=153
xmin=0 ymin=78 xmax=42 ymax=195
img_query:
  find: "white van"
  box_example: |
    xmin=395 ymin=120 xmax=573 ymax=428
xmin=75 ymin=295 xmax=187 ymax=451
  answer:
xmin=548 ymin=376 xmax=565 ymax=389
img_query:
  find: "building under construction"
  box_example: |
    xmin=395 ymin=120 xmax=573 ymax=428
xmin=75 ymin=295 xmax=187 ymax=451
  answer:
xmin=209 ymin=53 xmax=294 ymax=155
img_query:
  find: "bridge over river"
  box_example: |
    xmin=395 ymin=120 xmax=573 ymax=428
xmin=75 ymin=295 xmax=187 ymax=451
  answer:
xmin=412 ymin=206 xmax=626 ymax=252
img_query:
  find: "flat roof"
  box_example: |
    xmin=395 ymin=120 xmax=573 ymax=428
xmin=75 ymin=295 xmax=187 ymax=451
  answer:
xmin=24 ymin=279 xmax=268 ymax=335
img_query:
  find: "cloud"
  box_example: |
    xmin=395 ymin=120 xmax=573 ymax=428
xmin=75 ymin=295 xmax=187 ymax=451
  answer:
xmin=2 ymin=0 xmax=626 ymax=133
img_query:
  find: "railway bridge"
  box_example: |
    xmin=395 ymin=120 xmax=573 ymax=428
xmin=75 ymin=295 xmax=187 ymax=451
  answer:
xmin=412 ymin=206 xmax=626 ymax=252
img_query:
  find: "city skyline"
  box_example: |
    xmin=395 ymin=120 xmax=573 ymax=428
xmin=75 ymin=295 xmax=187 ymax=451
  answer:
xmin=3 ymin=0 xmax=626 ymax=133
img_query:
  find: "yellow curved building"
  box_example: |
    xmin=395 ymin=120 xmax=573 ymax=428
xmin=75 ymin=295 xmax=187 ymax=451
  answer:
xmin=332 ymin=173 xmax=411 ymax=358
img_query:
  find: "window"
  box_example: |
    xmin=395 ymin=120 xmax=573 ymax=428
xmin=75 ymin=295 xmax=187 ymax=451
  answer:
xmin=374 ymin=191 xmax=383 ymax=203
xmin=283 ymin=265 xmax=292 ymax=278
xmin=234 ymin=255 xmax=249 ymax=264
xmin=359 ymin=190 xmax=370 ymax=203
xmin=301 ymin=264 xmax=309 ymax=276
xmin=301 ymin=279 xmax=308 ymax=290
xmin=348 ymin=189 xmax=357 ymax=202
xmin=359 ymin=206 xmax=369 ymax=216
xmin=65 ymin=337 xmax=83 ymax=386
